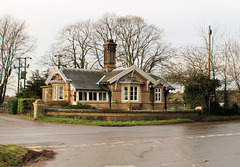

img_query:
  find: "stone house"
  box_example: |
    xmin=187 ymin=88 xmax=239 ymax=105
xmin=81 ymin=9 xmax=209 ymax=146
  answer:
xmin=42 ymin=40 xmax=174 ymax=110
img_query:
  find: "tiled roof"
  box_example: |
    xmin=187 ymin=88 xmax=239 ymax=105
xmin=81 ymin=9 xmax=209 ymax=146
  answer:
xmin=100 ymin=69 xmax=124 ymax=83
xmin=60 ymin=68 xmax=108 ymax=91
xmin=149 ymin=74 xmax=175 ymax=90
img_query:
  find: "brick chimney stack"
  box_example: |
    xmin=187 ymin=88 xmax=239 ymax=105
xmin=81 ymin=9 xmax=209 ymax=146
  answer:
xmin=103 ymin=39 xmax=117 ymax=73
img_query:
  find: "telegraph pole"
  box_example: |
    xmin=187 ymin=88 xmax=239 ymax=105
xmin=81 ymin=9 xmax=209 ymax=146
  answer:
xmin=23 ymin=57 xmax=32 ymax=89
xmin=208 ymin=25 xmax=212 ymax=78
xmin=13 ymin=58 xmax=22 ymax=93
xmin=54 ymin=55 xmax=66 ymax=69
xmin=14 ymin=57 xmax=32 ymax=93
xmin=208 ymin=25 xmax=212 ymax=114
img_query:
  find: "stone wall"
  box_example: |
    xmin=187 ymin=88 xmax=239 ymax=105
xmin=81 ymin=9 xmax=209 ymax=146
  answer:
xmin=44 ymin=108 xmax=201 ymax=121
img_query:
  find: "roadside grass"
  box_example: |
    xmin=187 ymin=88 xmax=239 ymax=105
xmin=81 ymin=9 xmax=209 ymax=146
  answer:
xmin=34 ymin=116 xmax=194 ymax=126
xmin=202 ymin=115 xmax=240 ymax=122
xmin=0 ymin=144 xmax=28 ymax=167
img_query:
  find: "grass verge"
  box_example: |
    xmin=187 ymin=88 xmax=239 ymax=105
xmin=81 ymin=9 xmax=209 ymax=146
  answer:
xmin=202 ymin=115 xmax=240 ymax=122
xmin=0 ymin=144 xmax=56 ymax=167
xmin=0 ymin=144 xmax=28 ymax=167
xmin=34 ymin=116 xmax=194 ymax=126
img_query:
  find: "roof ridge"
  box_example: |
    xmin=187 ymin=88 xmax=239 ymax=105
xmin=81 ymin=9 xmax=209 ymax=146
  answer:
xmin=62 ymin=68 xmax=104 ymax=72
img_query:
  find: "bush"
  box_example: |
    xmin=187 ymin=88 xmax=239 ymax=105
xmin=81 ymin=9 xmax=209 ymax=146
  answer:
xmin=7 ymin=99 xmax=18 ymax=115
xmin=231 ymin=103 xmax=239 ymax=114
xmin=100 ymin=108 xmax=122 ymax=113
xmin=18 ymin=99 xmax=35 ymax=115
xmin=62 ymin=103 xmax=96 ymax=109
xmin=46 ymin=100 xmax=69 ymax=107
xmin=210 ymin=101 xmax=240 ymax=116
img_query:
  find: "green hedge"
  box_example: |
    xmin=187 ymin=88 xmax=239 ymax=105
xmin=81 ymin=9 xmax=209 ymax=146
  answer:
xmin=62 ymin=103 xmax=96 ymax=109
xmin=7 ymin=99 xmax=18 ymax=115
xmin=18 ymin=98 xmax=35 ymax=115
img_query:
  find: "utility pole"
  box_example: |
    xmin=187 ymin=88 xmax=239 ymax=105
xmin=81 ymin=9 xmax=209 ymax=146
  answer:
xmin=13 ymin=58 xmax=22 ymax=93
xmin=208 ymin=25 xmax=212 ymax=78
xmin=208 ymin=25 xmax=212 ymax=114
xmin=54 ymin=55 xmax=66 ymax=69
xmin=23 ymin=57 xmax=32 ymax=89
xmin=14 ymin=57 xmax=32 ymax=93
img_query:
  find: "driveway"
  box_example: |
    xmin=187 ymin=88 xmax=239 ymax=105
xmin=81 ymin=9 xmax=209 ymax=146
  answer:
xmin=1 ymin=114 xmax=240 ymax=167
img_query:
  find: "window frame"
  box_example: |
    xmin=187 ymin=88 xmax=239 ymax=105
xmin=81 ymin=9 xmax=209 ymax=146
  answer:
xmin=122 ymin=86 xmax=129 ymax=102
xmin=58 ymin=85 xmax=64 ymax=100
xmin=122 ymin=85 xmax=139 ymax=102
xmin=78 ymin=91 xmax=87 ymax=101
xmin=44 ymin=88 xmax=48 ymax=102
xmin=155 ymin=88 xmax=162 ymax=102
xmin=53 ymin=86 xmax=57 ymax=100
xmin=130 ymin=86 xmax=138 ymax=101
xmin=99 ymin=92 xmax=107 ymax=101
xmin=77 ymin=91 xmax=108 ymax=102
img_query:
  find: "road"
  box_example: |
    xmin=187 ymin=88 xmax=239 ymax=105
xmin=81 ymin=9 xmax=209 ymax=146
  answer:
xmin=0 ymin=114 xmax=240 ymax=167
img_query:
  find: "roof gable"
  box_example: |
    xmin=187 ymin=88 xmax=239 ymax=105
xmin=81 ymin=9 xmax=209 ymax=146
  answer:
xmin=150 ymin=74 xmax=175 ymax=90
xmin=45 ymin=69 xmax=66 ymax=85
xmin=103 ymin=65 xmax=158 ymax=85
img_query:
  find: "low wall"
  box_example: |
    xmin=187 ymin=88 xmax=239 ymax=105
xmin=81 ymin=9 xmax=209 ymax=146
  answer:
xmin=45 ymin=108 xmax=201 ymax=121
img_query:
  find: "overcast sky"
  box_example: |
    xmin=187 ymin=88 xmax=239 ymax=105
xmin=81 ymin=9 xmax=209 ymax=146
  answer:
xmin=1 ymin=0 xmax=240 ymax=95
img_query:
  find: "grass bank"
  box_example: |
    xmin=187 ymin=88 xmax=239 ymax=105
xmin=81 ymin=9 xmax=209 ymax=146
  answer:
xmin=34 ymin=116 xmax=193 ymax=126
xmin=202 ymin=115 xmax=240 ymax=122
xmin=0 ymin=144 xmax=56 ymax=167
xmin=0 ymin=144 xmax=28 ymax=167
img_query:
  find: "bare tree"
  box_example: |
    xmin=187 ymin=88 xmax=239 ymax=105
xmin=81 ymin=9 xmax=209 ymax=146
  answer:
xmin=226 ymin=38 xmax=240 ymax=91
xmin=165 ymin=26 xmax=226 ymax=86
xmin=116 ymin=15 xmax=173 ymax=73
xmin=93 ymin=14 xmax=173 ymax=73
xmin=0 ymin=15 xmax=35 ymax=104
xmin=46 ymin=13 xmax=173 ymax=72
xmin=48 ymin=19 xmax=93 ymax=69
xmin=92 ymin=13 xmax=118 ymax=68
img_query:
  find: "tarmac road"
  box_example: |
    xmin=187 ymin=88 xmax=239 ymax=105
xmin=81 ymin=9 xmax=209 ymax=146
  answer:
xmin=1 ymin=114 xmax=240 ymax=167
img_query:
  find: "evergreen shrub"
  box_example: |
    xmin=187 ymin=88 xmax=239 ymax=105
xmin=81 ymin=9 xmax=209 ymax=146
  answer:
xmin=7 ymin=99 xmax=18 ymax=115
xmin=210 ymin=101 xmax=240 ymax=116
xmin=18 ymin=99 xmax=35 ymax=115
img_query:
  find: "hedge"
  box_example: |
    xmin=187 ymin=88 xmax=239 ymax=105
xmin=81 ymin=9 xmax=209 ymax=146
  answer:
xmin=7 ymin=99 xmax=18 ymax=115
xmin=18 ymin=98 xmax=35 ymax=115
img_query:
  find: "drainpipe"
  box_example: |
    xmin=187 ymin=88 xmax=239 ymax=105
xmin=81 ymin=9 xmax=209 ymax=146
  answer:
xmin=109 ymin=91 xmax=112 ymax=108
xmin=164 ymin=87 xmax=169 ymax=110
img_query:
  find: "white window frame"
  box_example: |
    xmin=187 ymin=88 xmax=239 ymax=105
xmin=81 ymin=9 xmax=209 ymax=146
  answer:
xmin=89 ymin=92 xmax=97 ymax=101
xmin=99 ymin=92 xmax=107 ymax=101
xmin=78 ymin=91 xmax=87 ymax=101
xmin=53 ymin=86 xmax=57 ymax=100
xmin=122 ymin=86 xmax=129 ymax=102
xmin=44 ymin=88 xmax=48 ymax=101
xmin=122 ymin=86 xmax=139 ymax=102
xmin=76 ymin=91 xmax=108 ymax=102
xmin=58 ymin=85 xmax=64 ymax=100
xmin=130 ymin=86 xmax=138 ymax=102
xmin=155 ymin=88 xmax=162 ymax=102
